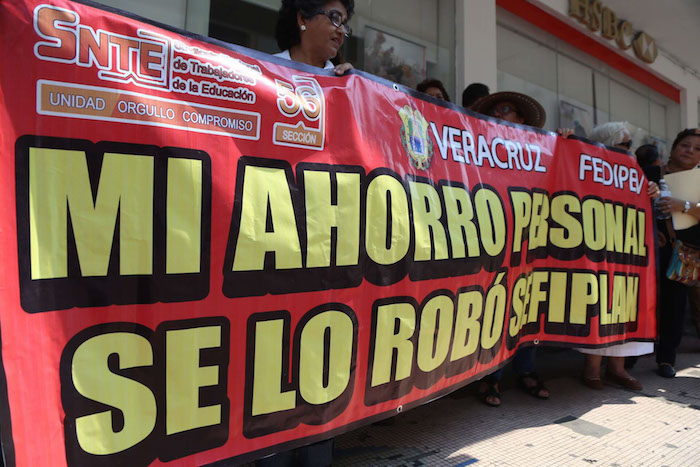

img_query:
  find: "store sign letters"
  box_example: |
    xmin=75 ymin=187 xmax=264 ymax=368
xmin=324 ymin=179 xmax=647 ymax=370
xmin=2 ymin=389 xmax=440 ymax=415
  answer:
xmin=569 ymin=0 xmax=658 ymax=63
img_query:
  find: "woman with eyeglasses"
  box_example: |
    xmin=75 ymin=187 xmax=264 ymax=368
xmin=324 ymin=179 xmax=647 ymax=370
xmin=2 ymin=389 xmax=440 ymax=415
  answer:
xmin=274 ymin=0 xmax=354 ymax=76
xmin=654 ymin=128 xmax=700 ymax=378
xmin=258 ymin=13 xmax=354 ymax=466
xmin=576 ymin=121 xmax=657 ymax=392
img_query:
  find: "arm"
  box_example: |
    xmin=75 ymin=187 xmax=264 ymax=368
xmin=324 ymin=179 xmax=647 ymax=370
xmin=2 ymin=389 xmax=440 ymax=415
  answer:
xmin=657 ymin=196 xmax=700 ymax=220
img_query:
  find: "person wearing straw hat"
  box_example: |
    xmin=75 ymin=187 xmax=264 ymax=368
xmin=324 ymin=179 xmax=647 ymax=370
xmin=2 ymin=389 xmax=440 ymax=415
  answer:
xmin=471 ymin=91 xmax=547 ymax=128
xmin=471 ymin=91 xmax=550 ymax=407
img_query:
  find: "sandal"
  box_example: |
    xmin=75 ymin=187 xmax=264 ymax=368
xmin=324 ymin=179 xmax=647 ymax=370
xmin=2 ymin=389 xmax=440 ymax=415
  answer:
xmin=478 ymin=381 xmax=501 ymax=407
xmin=519 ymin=372 xmax=549 ymax=399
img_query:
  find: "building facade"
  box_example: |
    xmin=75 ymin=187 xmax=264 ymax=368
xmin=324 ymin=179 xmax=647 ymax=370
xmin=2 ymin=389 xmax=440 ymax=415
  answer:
xmin=98 ymin=0 xmax=700 ymax=155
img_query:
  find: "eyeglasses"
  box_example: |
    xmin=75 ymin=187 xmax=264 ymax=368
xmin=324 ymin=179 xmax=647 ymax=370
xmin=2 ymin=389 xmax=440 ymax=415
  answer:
xmin=677 ymin=141 xmax=700 ymax=152
xmin=618 ymin=140 xmax=632 ymax=149
xmin=317 ymin=9 xmax=352 ymax=37
xmin=489 ymin=104 xmax=519 ymax=118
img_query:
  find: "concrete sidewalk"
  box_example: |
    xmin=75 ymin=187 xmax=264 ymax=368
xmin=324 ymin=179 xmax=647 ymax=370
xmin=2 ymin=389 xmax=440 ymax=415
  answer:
xmin=333 ymin=334 xmax=700 ymax=467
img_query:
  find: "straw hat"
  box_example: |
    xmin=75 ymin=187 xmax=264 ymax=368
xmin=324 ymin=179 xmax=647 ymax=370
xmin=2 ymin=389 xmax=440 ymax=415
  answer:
xmin=471 ymin=91 xmax=547 ymax=128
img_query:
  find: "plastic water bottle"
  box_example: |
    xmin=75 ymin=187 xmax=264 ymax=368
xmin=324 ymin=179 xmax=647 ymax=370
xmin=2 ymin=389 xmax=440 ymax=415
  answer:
xmin=656 ymin=179 xmax=672 ymax=220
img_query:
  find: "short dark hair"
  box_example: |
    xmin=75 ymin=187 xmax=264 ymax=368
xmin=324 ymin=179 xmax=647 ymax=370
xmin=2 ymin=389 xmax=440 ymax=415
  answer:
xmin=275 ymin=0 xmax=355 ymax=51
xmin=416 ymin=78 xmax=450 ymax=102
xmin=671 ymin=128 xmax=700 ymax=150
xmin=462 ymin=83 xmax=489 ymax=108
xmin=635 ymin=144 xmax=660 ymax=168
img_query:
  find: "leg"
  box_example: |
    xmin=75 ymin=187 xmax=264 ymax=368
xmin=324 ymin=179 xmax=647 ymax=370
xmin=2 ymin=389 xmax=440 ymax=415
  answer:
xmin=298 ymin=439 xmax=334 ymax=467
xmin=514 ymin=347 xmax=549 ymax=399
xmin=479 ymin=369 xmax=503 ymax=407
xmin=583 ymin=354 xmax=603 ymax=379
xmin=512 ymin=347 xmax=536 ymax=375
xmin=581 ymin=353 xmax=604 ymax=391
xmin=656 ymin=242 xmax=690 ymax=370
xmin=485 ymin=368 xmax=504 ymax=382
xmin=656 ymin=275 xmax=688 ymax=369
xmin=581 ymin=353 xmax=604 ymax=389
xmin=606 ymin=356 xmax=625 ymax=375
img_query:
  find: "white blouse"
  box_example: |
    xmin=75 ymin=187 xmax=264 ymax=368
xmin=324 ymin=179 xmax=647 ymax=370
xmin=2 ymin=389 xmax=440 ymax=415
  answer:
xmin=273 ymin=50 xmax=334 ymax=70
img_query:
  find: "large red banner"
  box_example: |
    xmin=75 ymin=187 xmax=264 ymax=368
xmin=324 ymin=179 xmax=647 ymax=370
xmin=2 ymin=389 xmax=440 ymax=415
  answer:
xmin=0 ymin=1 xmax=656 ymax=465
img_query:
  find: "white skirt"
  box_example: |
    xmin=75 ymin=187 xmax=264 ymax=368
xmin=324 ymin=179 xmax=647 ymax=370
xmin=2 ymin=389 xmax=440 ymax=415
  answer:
xmin=576 ymin=341 xmax=654 ymax=357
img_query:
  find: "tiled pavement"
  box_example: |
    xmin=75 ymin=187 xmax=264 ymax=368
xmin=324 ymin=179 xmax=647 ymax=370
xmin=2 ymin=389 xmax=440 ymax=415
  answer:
xmin=332 ymin=334 xmax=700 ymax=467
xmin=239 ymin=332 xmax=699 ymax=467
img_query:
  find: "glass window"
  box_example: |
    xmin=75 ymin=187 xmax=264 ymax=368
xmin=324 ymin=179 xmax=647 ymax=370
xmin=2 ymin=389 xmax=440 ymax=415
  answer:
xmin=97 ymin=0 xmax=188 ymax=29
xmin=593 ymin=71 xmax=610 ymax=126
xmin=496 ymin=11 xmax=681 ymax=154
xmin=496 ymin=25 xmax=559 ymax=131
xmin=207 ymin=0 xmax=456 ymax=100
xmin=609 ymin=80 xmax=650 ymax=130
xmin=557 ymin=54 xmax=594 ymax=136
xmin=346 ymin=0 xmax=456 ymax=99
xmin=497 ymin=26 xmax=557 ymax=93
xmin=650 ymin=100 xmax=666 ymax=138
xmin=558 ymin=54 xmax=593 ymax=107
xmin=209 ymin=1 xmax=278 ymax=54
